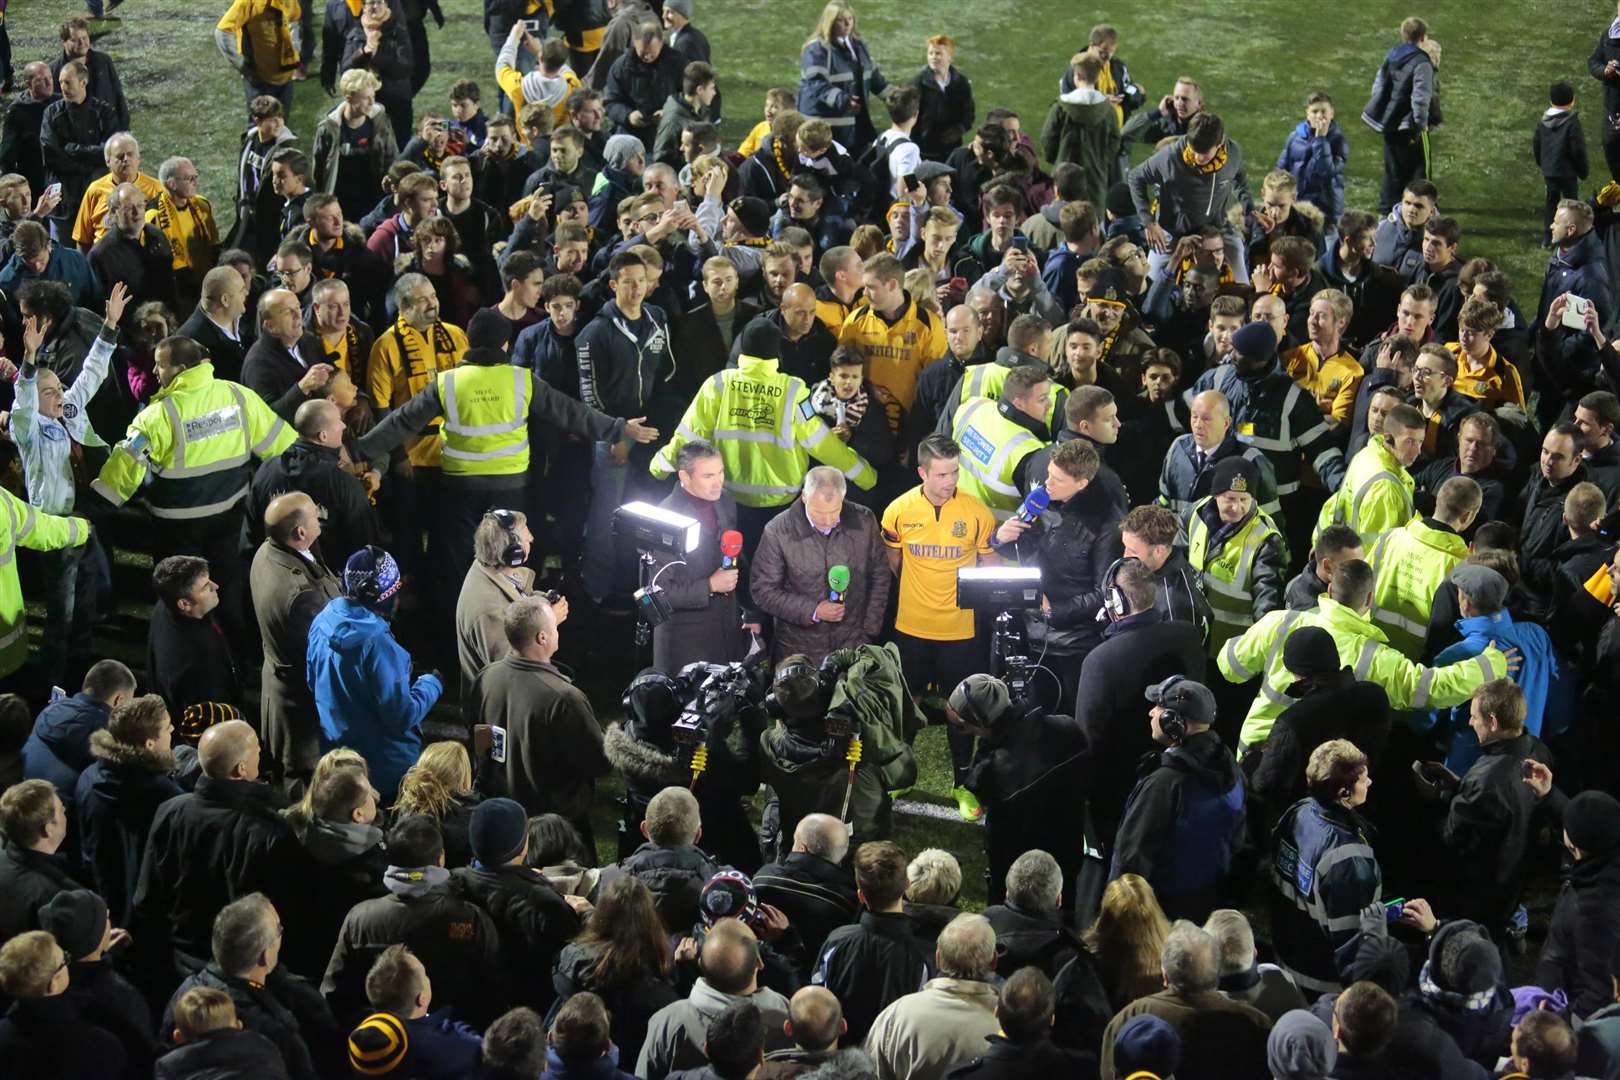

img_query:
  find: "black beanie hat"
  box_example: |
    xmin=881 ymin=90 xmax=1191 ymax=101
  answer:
xmin=1284 ymin=626 xmax=1342 ymax=679
xmin=1565 ymin=791 xmax=1620 ymax=856
xmin=38 ymin=890 xmax=107 ymax=961
xmin=466 ymin=307 xmax=512 ymax=351
xmin=469 ymin=797 xmax=529 ymax=865
xmin=737 ymin=319 xmax=782 ymax=361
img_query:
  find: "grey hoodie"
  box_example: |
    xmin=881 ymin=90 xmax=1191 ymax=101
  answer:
xmin=638 ymin=978 xmax=791 ymax=1080
xmin=1128 ymin=134 xmax=1251 ymax=238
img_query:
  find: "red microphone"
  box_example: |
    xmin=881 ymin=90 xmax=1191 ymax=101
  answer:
xmin=720 ymin=530 xmax=743 ymax=570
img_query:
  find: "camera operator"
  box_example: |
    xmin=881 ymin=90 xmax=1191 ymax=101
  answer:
xmin=759 ymin=647 xmax=920 ymax=860
xmin=750 ymin=467 xmax=891 ymax=666
xmin=1073 ymin=559 xmax=1208 ymax=852
xmin=650 ymin=440 xmax=760 ymax=675
xmin=956 ymin=674 xmax=1088 ymax=911
xmin=607 ymin=664 xmax=767 ymax=872
xmin=993 ymin=438 xmax=1124 ymax=714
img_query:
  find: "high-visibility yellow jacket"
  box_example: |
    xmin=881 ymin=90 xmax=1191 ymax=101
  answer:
xmin=368 ymin=318 xmax=468 ymax=467
xmin=0 ymin=489 xmax=88 ymax=677
xmin=215 ymin=0 xmax=303 ymax=87
xmin=437 ymin=363 xmax=531 ymax=476
xmin=837 ymin=298 xmax=946 ymax=429
xmin=650 ymin=354 xmax=877 ymax=507
xmin=1313 ymin=437 xmax=1414 ymax=547
xmin=1187 ymin=498 xmax=1286 ymax=655
xmin=1218 ymin=595 xmax=1508 ymax=749
xmin=1365 ymin=517 xmax=1468 ymax=659
xmin=949 ymin=396 xmax=1048 ymax=519
xmin=956 ymin=359 xmax=1062 ymax=431
xmin=91 ymin=362 xmax=294 ymax=521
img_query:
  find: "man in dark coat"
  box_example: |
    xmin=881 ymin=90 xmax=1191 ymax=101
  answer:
xmin=161 ymin=892 xmax=336 ymax=1080
xmin=245 ymin=401 xmax=379 ymax=571
xmin=0 ymin=929 xmax=127 ymax=1080
xmin=321 ymin=814 xmax=501 ymax=1026
xmin=983 ymin=851 xmax=1083 ymax=979
xmin=754 ymin=814 xmax=859 ymax=970
xmin=1073 ymin=558 xmax=1207 ymax=847
xmin=88 ymin=183 xmax=177 ymax=321
xmin=471 ymin=595 xmax=611 ymax=848
xmin=51 ymin=19 xmax=130 ymax=131
xmin=0 ymin=778 xmax=81 ymax=940
xmin=21 ymin=659 xmax=135 ymax=825
xmin=731 ymin=285 xmax=838 ymax=387
xmin=946 ymin=968 xmax=1097 ymax=1080
xmin=74 ymin=694 xmax=185 ymax=930
xmin=650 ymin=440 xmax=752 ymax=675
xmin=602 ymin=22 xmax=685 ymax=150
xmin=452 ymin=798 xmax=583 ymax=1014
xmin=1517 ymin=424 xmax=1592 ymax=569
xmin=241 ymin=288 xmax=336 ymax=423
xmin=0 ymin=63 xmax=60 ymax=196
xmin=39 ymin=60 xmax=117 ymax=238
xmin=148 ymin=556 xmax=242 ymax=722
xmin=177 ymin=266 xmax=251 ymax=383
xmin=249 ymin=493 xmax=344 ymax=792
xmin=133 ymin=720 xmax=294 ymax=972
xmin=42 ymin=888 xmax=158 ymax=1071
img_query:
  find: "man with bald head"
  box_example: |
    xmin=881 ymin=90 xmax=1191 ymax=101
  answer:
xmin=760 ymin=987 xmax=846 ymax=1075
xmin=251 ymin=491 xmax=343 ymax=791
xmin=246 ymin=396 xmax=379 ymax=568
xmin=640 ymin=916 xmax=792 ymax=1080
xmin=734 ymin=281 xmax=836 ymax=386
xmin=910 ymin=304 xmax=988 ymax=446
xmin=178 ymin=264 xmax=250 ymax=381
xmin=1252 ymin=292 xmax=1290 ymax=349
xmin=1159 ymin=388 xmax=1280 ymax=524
xmin=88 ymin=180 xmax=178 ymax=323
xmin=133 ymin=718 xmax=294 ymax=971
xmin=755 ymin=813 xmax=860 ymax=967
xmin=242 ymin=286 xmax=336 ymax=422
xmin=71 ymin=131 xmax=160 ymax=250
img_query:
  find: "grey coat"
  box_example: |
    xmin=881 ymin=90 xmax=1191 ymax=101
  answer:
xmin=1128 ymin=134 xmax=1251 ymax=239
xmin=651 ymin=485 xmax=750 ymax=675
xmin=748 ymin=497 xmax=891 ymax=665
xmin=249 ymin=541 xmax=342 ymax=786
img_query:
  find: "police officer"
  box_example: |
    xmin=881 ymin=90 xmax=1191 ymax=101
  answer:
xmin=650 ymin=320 xmax=878 ymax=549
xmin=1315 ymin=401 xmax=1423 ymax=548
xmin=993 ymin=437 xmax=1123 ymax=714
xmin=90 ymin=334 xmax=295 ymax=647
xmin=357 ymin=308 xmax=659 ymax=578
xmin=1189 ymin=319 xmax=1347 ymax=562
xmin=1186 ymin=456 xmax=1286 ymax=658
xmin=949 ymin=364 xmax=1053 ymax=520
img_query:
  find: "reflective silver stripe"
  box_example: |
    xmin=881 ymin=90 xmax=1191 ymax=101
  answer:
xmin=1261 ymin=681 xmax=1291 ymax=705
xmin=1475 ymin=654 xmax=1496 ymax=683
xmin=781 ymin=378 xmax=805 ymax=447
xmin=727 ymin=480 xmax=801 ymax=497
xmin=157 ymin=455 xmax=250 ymax=480
xmin=800 ymin=423 xmax=832 ymax=451
xmin=801 ymin=65 xmax=831 ymax=78
xmin=228 ymin=386 xmax=253 ymax=457
xmin=1211 ymin=608 xmax=1255 ymax=627
xmin=145 ymin=488 xmax=250 ymax=519
xmin=965 ymin=366 xmax=988 ymax=397
xmin=844 ymin=460 xmax=868 ymax=482
xmin=1313 ymin=446 xmax=1345 ymax=472
xmin=1353 ymin=640 xmax=1380 ymax=681
xmin=442 ymin=443 xmax=525 ymax=461
xmin=1280 ymin=962 xmax=1341 ymax=996
xmin=1203 ymin=575 xmax=1251 ymax=600
xmin=1316 ymin=842 xmax=1378 ymax=875
xmin=714 ymin=428 xmax=790 ymax=446
xmin=821 ymin=71 xmax=854 ymax=83
xmin=90 ymin=477 xmax=129 ymax=507
xmin=1296 ymin=420 xmax=1330 ymax=445
xmin=709 ymin=372 xmax=727 ymax=394
xmin=1410 ymin=666 xmax=1437 ymax=710
xmin=63 ymin=518 xmax=84 ymax=547
xmin=1349 ymin=470 xmax=1407 ymax=532
xmin=250 ymin=418 xmax=288 ymax=456
xmin=1374 ymin=609 xmax=1429 ymax=638
xmin=1221 ymin=638 xmax=1255 ymax=680
xmin=1257 ymin=610 xmax=1304 ymax=701
xmin=1274 ymin=479 xmax=1302 ymax=496
xmin=1243 ymin=433 xmax=1292 ymax=452
xmin=0 ymin=623 xmax=23 ymax=650
xmin=163 ymin=398 xmax=187 ymax=470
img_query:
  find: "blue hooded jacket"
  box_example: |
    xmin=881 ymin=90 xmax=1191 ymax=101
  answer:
xmin=21 ymin=693 xmax=109 ymax=809
xmin=306 ymin=597 xmax=442 ymax=802
xmin=1275 ymin=119 xmax=1348 ymax=221
xmin=1431 ymin=607 xmax=1570 ymax=773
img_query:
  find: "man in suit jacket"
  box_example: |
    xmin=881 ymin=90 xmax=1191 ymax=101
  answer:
xmin=241 ymin=287 xmax=335 ymax=420
xmin=177 ymin=266 xmax=251 ymax=382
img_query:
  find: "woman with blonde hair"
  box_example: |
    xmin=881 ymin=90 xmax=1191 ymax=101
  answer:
xmin=1084 ymin=873 xmax=1172 ymax=1010
xmin=283 ymin=748 xmax=370 ymax=839
xmin=392 ymin=741 xmax=480 ymax=868
xmin=798 ymin=1 xmax=888 ymax=155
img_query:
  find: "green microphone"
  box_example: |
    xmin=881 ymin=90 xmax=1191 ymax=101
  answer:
xmin=827 ymin=564 xmax=850 ymax=602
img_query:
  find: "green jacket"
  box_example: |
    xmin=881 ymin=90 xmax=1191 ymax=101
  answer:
xmin=758 ymin=643 xmax=919 ymax=843
xmin=0 ymin=489 xmax=88 ymax=676
xmin=1366 ymin=518 xmax=1468 ymax=659
xmin=1040 ymin=88 xmax=1120 ymax=210
xmin=1218 ymin=595 xmax=1507 ymax=748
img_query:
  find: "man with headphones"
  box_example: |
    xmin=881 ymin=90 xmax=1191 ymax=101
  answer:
xmin=455 ymin=508 xmax=556 ymax=709
xmin=1108 ymin=675 xmax=1245 ymax=923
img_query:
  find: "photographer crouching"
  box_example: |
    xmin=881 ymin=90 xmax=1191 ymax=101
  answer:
xmin=759 ymin=646 xmax=921 ymax=862
xmin=956 ymin=674 xmax=1089 ymax=912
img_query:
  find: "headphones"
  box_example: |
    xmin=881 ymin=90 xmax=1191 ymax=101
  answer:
xmin=622 ymin=669 xmax=683 ymax=717
xmin=766 ymin=658 xmax=824 ymax=720
xmin=489 ymin=509 xmax=526 ymax=567
xmin=1100 ymin=557 xmax=1143 ymax=621
xmin=1154 ymin=674 xmax=1188 ymax=745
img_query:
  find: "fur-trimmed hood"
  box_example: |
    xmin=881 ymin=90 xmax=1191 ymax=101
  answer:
xmin=88 ymin=728 xmax=175 ymax=773
xmin=604 ymin=722 xmax=686 ymax=786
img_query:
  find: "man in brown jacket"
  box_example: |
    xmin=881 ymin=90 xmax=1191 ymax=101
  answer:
xmin=249 ymin=492 xmax=343 ymax=792
xmin=470 ymin=595 xmax=610 ymax=850
xmin=749 ymin=467 xmax=892 ymax=666
xmin=455 ymin=509 xmax=555 ymax=709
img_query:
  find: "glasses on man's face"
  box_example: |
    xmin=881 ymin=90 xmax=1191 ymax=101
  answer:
xmin=1413 ymin=367 xmax=1447 ymax=382
xmin=637 ymin=213 xmax=660 ymax=225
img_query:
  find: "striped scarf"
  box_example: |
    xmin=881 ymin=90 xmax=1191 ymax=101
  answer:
xmin=1181 ymin=140 xmax=1228 ymax=175
xmin=810 ymin=379 xmax=867 ymax=428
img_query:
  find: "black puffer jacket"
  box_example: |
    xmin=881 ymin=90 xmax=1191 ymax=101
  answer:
xmin=75 ymin=731 xmax=185 ymax=930
xmin=1002 ymin=483 xmax=1125 ymax=657
xmin=754 ymin=852 xmax=859 ymax=968
xmin=982 ymin=904 xmax=1082 ymax=980
xmin=1534 ymin=789 xmax=1620 ymax=1018
xmin=244 ymin=439 xmax=379 ymax=567
xmin=1250 ymin=673 xmax=1391 ymax=814
xmin=812 ymin=910 xmax=934 ymax=1043
xmin=610 ymin=842 xmax=723 ymax=932
xmin=453 ymin=862 xmax=581 ymax=1012
xmin=133 ymin=776 xmax=294 ymax=967
xmin=161 ymin=964 xmax=335 ymax=1080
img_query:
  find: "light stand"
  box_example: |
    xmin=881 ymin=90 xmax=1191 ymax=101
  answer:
xmin=613 ymin=501 xmax=698 ymax=669
xmin=957 ymin=566 xmax=1043 ymax=699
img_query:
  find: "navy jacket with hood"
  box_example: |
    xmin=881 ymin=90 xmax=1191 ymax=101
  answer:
xmin=1361 ymin=42 xmax=1435 ymax=133
xmin=21 ymin=692 xmax=109 ymax=811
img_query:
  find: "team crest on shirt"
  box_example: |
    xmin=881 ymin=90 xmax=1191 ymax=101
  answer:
xmin=951 ymin=519 xmax=967 ymax=538
xmin=62 ymin=403 xmax=78 ymax=420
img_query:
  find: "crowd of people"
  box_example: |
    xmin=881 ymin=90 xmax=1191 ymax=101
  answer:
xmin=0 ymin=0 xmax=1618 ymax=1078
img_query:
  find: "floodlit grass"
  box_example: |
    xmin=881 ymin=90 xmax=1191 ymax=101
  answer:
xmin=7 ymin=0 xmax=1596 ymax=901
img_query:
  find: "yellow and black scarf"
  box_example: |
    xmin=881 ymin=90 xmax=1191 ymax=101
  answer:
xmin=393 ymin=316 xmax=459 ymax=380
xmin=1173 ymin=256 xmax=1236 ymax=286
xmin=1181 ymin=140 xmax=1228 ymax=175
xmin=322 ymin=323 xmax=362 ymax=371
xmin=1095 ymin=60 xmax=1124 ymax=126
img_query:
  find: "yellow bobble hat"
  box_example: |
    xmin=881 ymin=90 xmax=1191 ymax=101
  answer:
xmin=349 ymin=1012 xmax=409 ymax=1075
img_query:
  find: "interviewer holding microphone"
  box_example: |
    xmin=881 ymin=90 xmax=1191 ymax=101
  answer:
xmin=649 ymin=440 xmax=758 ymax=673
xmin=751 ymin=466 xmax=892 ymax=666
